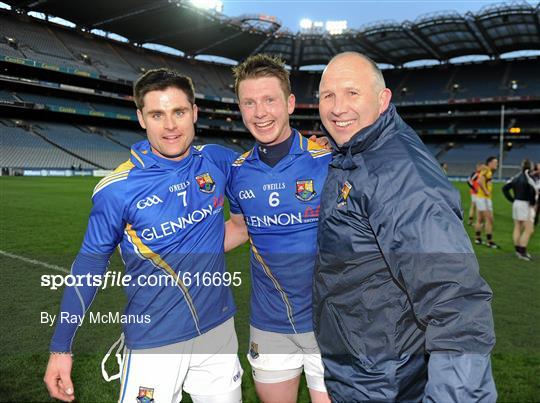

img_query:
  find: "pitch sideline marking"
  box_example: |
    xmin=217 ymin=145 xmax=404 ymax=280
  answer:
xmin=0 ymin=249 xmax=70 ymax=274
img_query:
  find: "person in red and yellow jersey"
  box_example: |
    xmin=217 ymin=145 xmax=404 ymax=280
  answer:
xmin=474 ymin=156 xmax=499 ymax=248
xmin=467 ymin=162 xmax=484 ymax=225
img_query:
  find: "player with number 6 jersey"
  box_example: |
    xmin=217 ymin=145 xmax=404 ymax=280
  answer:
xmin=225 ymin=54 xmax=331 ymax=403
xmin=228 ymin=132 xmax=330 ymax=333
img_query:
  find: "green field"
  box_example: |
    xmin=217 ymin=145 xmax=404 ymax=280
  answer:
xmin=0 ymin=177 xmax=538 ymax=402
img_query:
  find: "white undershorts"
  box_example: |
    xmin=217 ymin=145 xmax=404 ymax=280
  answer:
xmin=119 ymin=318 xmax=242 ymax=402
xmin=247 ymin=326 xmax=326 ymax=392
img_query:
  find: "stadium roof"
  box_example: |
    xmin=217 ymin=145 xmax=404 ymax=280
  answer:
xmin=7 ymin=0 xmax=540 ymax=67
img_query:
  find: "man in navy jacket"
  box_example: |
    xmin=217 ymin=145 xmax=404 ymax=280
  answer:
xmin=313 ymin=52 xmax=497 ymax=402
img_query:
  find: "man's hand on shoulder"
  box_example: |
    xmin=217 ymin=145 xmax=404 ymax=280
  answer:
xmin=44 ymin=353 xmax=75 ymax=402
xmin=308 ymin=135 xmax=331 ymax=150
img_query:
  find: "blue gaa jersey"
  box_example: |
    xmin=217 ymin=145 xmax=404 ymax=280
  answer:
xmin=50 ymin=140 xmax=238 ymax=352
xmin=227 ymin=131 xmax=331 ymax=334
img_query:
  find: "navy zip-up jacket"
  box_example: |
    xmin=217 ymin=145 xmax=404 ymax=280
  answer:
xmin=313 ymin=104 xmax=497 ymax=402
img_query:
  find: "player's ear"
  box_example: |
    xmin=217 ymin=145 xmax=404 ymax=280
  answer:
xmin=287 ymin=93 xmax=296 ymax=115
xmin=192 ymin=104 xmax=198 ymax=124
xmin=378 ymin=88 xmax=392 ymax=114
xmin=136 ymin=109 xmax=146 ymax=130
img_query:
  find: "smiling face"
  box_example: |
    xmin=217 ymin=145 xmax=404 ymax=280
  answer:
xmin=237 ymin=76 xmax=295 ymax=146
xmin=136 ymin=86 xmax=197 ymax=161
xmin=319 ymin=53 xmax=392 ymax=146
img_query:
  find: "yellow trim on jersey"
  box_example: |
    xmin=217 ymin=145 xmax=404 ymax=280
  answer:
xmin=307 ymin=138 xmax=325 ymax=151
xmin=232 ymin=149 xmax=253 ymax=166
xmin=92 ymin=160 xmax=134 ymax=196
xmin=125 ymin=224 xmax=201 ymax=334
xmin=250 ymin=238 xmax=297 ymax=333
xmin=130 ymin=149 xmax=145 ymax=168
xmin=298 ymin=132 xmax=305 ymax=150
xmin=307 ymin=138 xmax=331 ymax=158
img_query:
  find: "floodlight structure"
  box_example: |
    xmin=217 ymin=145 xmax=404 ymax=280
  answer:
xmin=190 ymin=0 xmax=223 ymax=12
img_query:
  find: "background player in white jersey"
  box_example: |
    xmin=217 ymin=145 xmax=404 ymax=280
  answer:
xmin=224 ymin=54 xmax=331 ymax=403
xmin=44 ymin=69 xmax=242 ymax=402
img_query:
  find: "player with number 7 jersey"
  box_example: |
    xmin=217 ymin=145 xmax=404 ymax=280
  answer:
xmin=45 ymin=70 xmax=243 ymax=403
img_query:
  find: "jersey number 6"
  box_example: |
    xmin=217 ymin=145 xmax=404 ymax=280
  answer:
xmin=269 ymin=192 xmax=280 ymax=207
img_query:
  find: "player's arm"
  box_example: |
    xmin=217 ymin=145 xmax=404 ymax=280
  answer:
xmin=369 ymin=173 xmax=496 ymax=401
xmin=501 ymin=177 xmax=516 ymax=203
xmin=225 ymin=213 xmax=249 ymax=252
xmin=466 ymin=172 xmax=477 ymax=189
xmin=44 ymin=182 xmax=126 ymax=402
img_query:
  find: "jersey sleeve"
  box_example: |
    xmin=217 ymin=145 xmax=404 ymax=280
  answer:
xmin=199 ymin=144 xmax=239 ymax=182
xmin=226 ymin=167 xmax=242 ymax=215
xmin=502 ymin=176 xmax=516 ymax=203
xmin=49 ymin=183 xmax=126 ymax=352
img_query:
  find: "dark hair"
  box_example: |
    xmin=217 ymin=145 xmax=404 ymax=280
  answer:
xmin=233 ymin=54 xmax=291 ymax=98
xmin=133 ymin=68 xmax=195 ymax=109
xmin=486 ymin=156 xmax=497 ymax=165
xmin=521 ymin=159 xmax=531 ymax=172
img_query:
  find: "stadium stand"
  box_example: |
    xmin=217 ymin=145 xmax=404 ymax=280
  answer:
xmin=0 ymin=3 xmax=538 ymax=178
xmin=16 ymin=92 xmax=94 ymax=110
xmin=0 ymin=14 xmax=99 ymax=73
xmin=33 ymin=123 xmax=131 ymax=169
xmin=105 ymin=128 xmax=146 ymax=148
xmin=0 ymin=120 xmax=94 ymax=168
xmin=505 ymin=143 xmax=540 ymax=165
xmin=450 ymin=62 xmax=510 ymax=98
xmin=53 ymin=29 xmax=138 ymax=81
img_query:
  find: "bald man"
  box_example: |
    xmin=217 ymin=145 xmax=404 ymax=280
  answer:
xmin=313 ymin=52 xmax=497 ymax=402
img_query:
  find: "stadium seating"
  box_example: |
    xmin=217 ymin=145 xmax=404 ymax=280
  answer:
xmin=2 ymin=12 xmax=540 ymax=104
xmin=0 ymin=121 xmax=94 ymax=168
xmin=507 ymin=59 xmax=540 ymax=96
xmin=54 ymin=29 xmax=138 ymax=81
xmin=16 ymin=92 xmax=94 ymax=110
xmin=395 ymin=66 xmax=454 ymax=102
xmin=0 ymin=13 xmax=100 ymax=73
xmin=34 ymin=123 xmax=131 ymax=169
xmin=0 ymin=90 xmax=15 ymax=101
xmin=450 ymin=62 xmax=509 ymax=99
xmin=105 ymin=128 xmax=146 ymax=148
xmin=504 ymin=143 xmax=540 ymax=165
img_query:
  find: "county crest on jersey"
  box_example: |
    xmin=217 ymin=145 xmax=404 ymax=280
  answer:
xmin=295 ymin=179 xmax=316 ymax=201
xmin=195 ymin=172 xmax=216 ymax=193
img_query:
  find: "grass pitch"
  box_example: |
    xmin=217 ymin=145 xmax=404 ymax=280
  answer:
xmin=0 ymin=177 xmax=538 ymax=402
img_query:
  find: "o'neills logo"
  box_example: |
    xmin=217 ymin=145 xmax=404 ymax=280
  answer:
xmin=140 ymin=204 xmax=220 ymax=241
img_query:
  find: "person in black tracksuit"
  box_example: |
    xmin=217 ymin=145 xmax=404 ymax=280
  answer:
xmin=502 ymin=159 xmax=537 ymax=260
xmin=314 ymin=52 xmax=496 ymax=402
